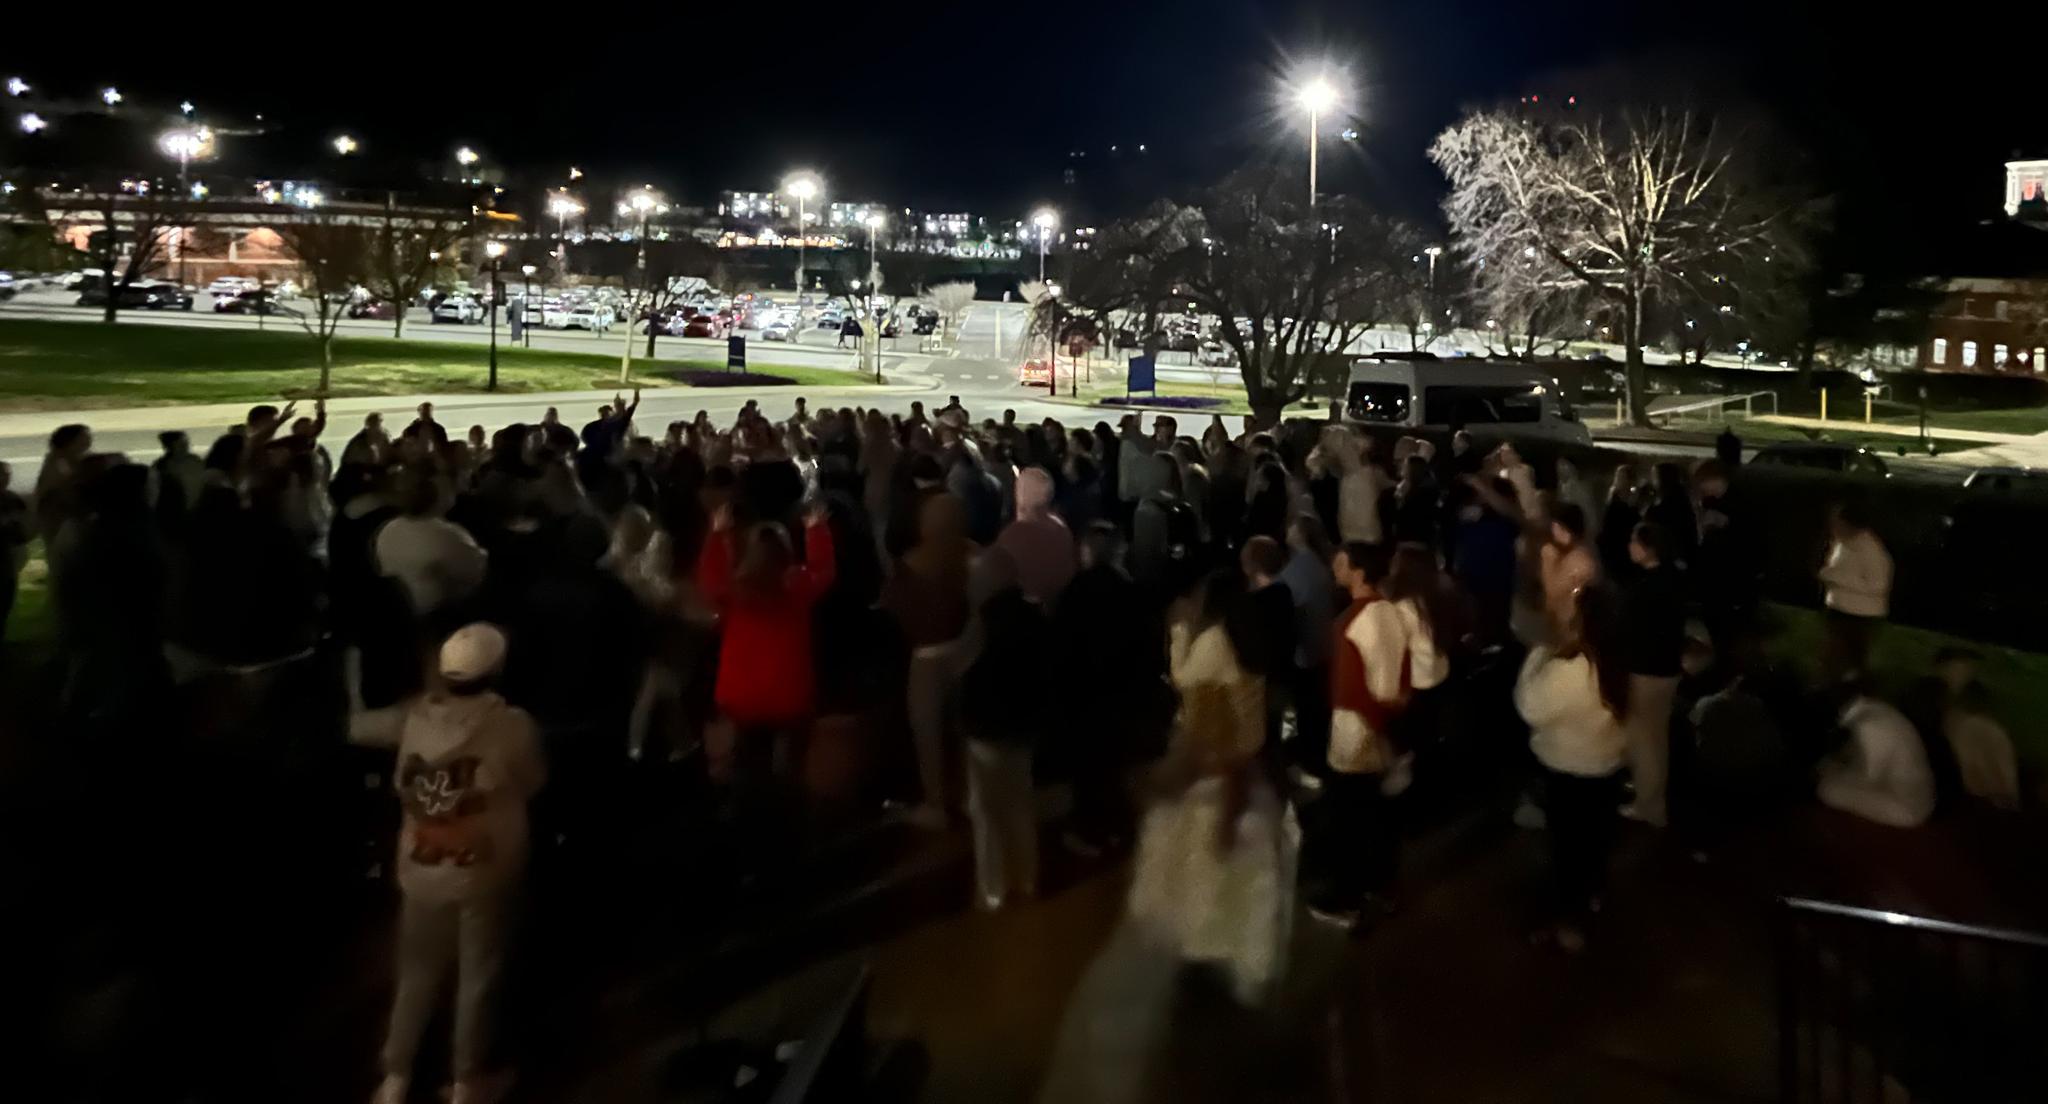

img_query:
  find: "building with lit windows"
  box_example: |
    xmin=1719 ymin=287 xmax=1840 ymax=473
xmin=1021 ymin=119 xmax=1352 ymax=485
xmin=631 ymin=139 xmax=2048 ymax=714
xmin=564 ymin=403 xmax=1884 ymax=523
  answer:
xmin=721 ymin=191 xmax=788 ymax=221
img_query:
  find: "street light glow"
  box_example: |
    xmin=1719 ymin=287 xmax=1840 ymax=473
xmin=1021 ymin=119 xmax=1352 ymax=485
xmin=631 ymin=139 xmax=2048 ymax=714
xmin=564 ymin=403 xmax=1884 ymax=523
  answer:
xmin=179 ymin=100 xmax=194 ymax=116
xmin=484 ymin=241 xmax=507 ymax=259
xmin=1423 ymin=245 xmax=1444 ymax=257
xmin=1032 ymin=208 xmax=1058 ymax=231
xmin=548 ymin=194 xmax=584 ymax=219
xmin=455 ymin=146 xmax=479 ymax=166
xmin=101 ymin=87 xmax=122 ymax=106
xmin=864 ymin=213 xmax=885 ymax=230
xmin=158 ymin=127 xmax=212 ymax=161
xmin=19 ymin=113 xmax=46 ymax=134
xmin=333 ymin=135 xmax=358 ymax=155
xmin=784 ymin=173 xmax=820 ymax=201
xmin=629 ymin=189 xmax=658 ymax=213
xmin=7 ymin=77 xmax=29 ymax=97
xmin=1296 ymin=76 xmax=1338 ymax=114
xmin=521 ymin=264 xmax=537 ymax=277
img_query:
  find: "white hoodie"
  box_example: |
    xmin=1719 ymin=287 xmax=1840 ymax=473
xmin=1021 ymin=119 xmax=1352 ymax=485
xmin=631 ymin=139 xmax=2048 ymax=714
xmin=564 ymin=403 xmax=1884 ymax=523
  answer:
xmin=1515 ymin=646 xmax=1627 ymax=777
xmin=355 ymin=690 xmax=546 ymax=902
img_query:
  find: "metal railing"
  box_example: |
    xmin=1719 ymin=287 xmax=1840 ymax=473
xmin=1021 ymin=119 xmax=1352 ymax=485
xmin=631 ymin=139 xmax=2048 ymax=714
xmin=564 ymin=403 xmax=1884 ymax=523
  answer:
xmin=1777 ymin=896 xmax=2048 ymax=1103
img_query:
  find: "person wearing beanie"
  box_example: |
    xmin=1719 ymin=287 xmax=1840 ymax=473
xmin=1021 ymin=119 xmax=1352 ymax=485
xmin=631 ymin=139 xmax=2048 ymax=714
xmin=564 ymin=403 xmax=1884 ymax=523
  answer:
xmin=347 ymin=623 xmax=547 ymax=1104
xmin=995 ymin=466 xmax=1076 ymax=604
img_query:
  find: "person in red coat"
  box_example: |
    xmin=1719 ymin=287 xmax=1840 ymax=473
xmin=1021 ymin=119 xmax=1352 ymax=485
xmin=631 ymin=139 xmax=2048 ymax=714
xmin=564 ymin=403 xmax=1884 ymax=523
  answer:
xmin=697 ymin=501 xmax=836 ymax=841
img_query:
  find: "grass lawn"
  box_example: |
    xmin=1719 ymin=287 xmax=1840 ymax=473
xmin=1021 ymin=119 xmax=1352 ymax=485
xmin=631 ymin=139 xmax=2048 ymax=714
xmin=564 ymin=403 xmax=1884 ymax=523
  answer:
xmin=1762 ymin=603 xmax=2048 ymax=771
xmin=0 ymin=319 xmax=870 ymax=410
xmin=1875 ymin=407 xmax=2048 ymax=437
xmin=1593 ymin=414 xmax=1979 ymax=455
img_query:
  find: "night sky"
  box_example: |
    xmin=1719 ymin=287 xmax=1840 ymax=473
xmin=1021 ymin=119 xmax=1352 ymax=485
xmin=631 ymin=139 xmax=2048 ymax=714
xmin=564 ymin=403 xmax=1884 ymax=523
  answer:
xmin=6 ymin=0 xmax=2039 ymax=256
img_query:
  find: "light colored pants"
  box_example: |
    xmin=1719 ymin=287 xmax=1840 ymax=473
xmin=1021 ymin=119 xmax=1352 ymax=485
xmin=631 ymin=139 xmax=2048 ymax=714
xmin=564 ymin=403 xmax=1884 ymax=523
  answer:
xmin=907 ymin=640 xmax=963 ymax=812
xmin=1625 ymin=673 xmax=1681 ymax=827
xmin=381 ymin=892 xmax=511 ymax=1079
xmin=967 ymin=739 xmax=1038 ymax=907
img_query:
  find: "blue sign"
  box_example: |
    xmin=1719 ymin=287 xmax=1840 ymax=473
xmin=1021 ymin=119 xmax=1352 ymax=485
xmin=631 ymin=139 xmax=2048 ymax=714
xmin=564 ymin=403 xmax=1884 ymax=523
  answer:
xmin=1127 ymin=354 xmax=1157 ymax=393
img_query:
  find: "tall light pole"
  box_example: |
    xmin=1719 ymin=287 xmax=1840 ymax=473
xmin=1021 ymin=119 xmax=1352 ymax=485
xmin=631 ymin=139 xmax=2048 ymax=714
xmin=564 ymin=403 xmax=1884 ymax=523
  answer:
xmin=548 ymin=192 xmax=583 ymax=272
xmin=1423 ymin=244 xmax=1442 ymax=288
xmin=455 ymin=146 xmax=479 ymax=183
xmin=621 ymin=187 xmax=662 ymax=378
xmin=484 ymin=240 xmax=506 ymax=390
xmin=784 ymin=173 xmax=819 ymax=296
xmin=520 ymin=264 xmax=537 ymax=347
xmin=864 ymin=213 xmax=885 ymax=381
xmin=1296 ymin=76 xmax=1338 ymax=208
xmin=1031 ymin=208 xmax=1058 ymax=284
xmin=1045 ymin=280 xmax=1065 ymax=397
xmin=158 ymin=127 xmax=211 ymax=284
xmin=332 ymin=134 xmax=358 ymax=156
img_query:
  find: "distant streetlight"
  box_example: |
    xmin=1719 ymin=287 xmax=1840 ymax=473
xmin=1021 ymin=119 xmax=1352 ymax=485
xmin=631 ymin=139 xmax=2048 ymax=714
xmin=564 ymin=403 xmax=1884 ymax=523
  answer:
xmin=101 ymin=86 xmax=122 ymax=106
xmin=332 ymin=135 xmax=358 ymax=156
xmin=520 ymin=264 xmax=538 ymax=347
xmin=179 ymin=100 xmax=194 ymax=117
xmin=1295 ymin=75 xmax=1340 ymax=207
xmin=1032 ymin=208 xmax=1058 ymax=283
xmin=783 ymin=172 xmax=820 ymax=293
xmin=5 ymin=77 xmax=27 ymax=97
xmin=547 ymin=193 xmax=584 ymax=268
xmin=455 ymin=146 xmax=479 ymax=181
xmin=1423 ymin=244 xmax=1443 ymax=288
xmin=484 ymin=241 xmax=507 ymax=390
xmin=18 ymin=113 xmax=46 ymax=134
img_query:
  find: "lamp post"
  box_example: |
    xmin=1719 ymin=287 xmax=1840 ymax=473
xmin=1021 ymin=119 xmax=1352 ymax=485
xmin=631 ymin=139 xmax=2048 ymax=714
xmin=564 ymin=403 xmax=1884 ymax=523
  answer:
xmin=455 ymin=146 xmax=479 ymax=183
xmin=864 ymin=213 xmax=885 ymax=380
xmin=784 ymin=173 xmax=819 ymax=295
xmin=1423 ymin=244 xmax=1442 ymax=288
xmin=332 ymin=134 xmax=358 ymax=156
xmin=158 ymin=127 xmax=210 ymax=284
xmin=485 ymin=240 xmax=505 ymax=390
xmin=520 ymin=264 xmax=537 ymax=347
xmin=1031 ymin=208 xmax=1058 ymax=284
xmin=621 ymin=188 xmax=661 ymax=378
xmin=547 ymin=192 xmax=583 ymax=272
xmin=1045 ymin=280 xmax=1066 ymax=397
xmin=1296 ymin=76 xmax=1338 ymax=208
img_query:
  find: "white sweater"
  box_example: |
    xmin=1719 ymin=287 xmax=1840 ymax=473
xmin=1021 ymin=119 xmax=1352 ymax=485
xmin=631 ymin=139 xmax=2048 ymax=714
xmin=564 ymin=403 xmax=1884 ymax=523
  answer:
xmin=1515 ymin=647 xmax=1627 ymax=777
xmin=1328 ymin=598 xmax=1449 ymax=774
xmin=1818 ymin=531 xmax=1892 ymax=619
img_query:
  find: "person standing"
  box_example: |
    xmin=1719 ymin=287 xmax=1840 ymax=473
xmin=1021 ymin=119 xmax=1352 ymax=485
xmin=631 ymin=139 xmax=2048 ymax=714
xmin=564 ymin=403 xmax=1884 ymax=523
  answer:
xmin=881 ymin=494 xmax=974 ymax=828
xmin=1817 ymin=499 xmax=1892 ymax=684
xmin=0 ymin=461 xmax=27 ymax=641
xmin=1619 ymin=523 xmax=1685 ymax=828
xmin=352 ymin=624 xmax=546 ymax=1104
xmin=1515 ymin=586 xmax=1631 ymax=952
xmin=403 ymin=402 xmax=450 ymax=448
xmin=1335 ymin=432 xmax=1393 ymax=546
xmin=995 ymin=466 xmax=1076 ymax=604
xmin=1596 ymin=464 xmax=1641 ymax=580
xmin=958 ymin=558 xmax=1052 ymax=909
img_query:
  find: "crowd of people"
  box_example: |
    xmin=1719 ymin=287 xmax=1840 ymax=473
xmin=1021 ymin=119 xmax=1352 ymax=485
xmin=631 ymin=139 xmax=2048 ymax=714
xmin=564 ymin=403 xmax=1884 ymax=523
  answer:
xmin=4 ymin=388 xmax=2025 ymax=1103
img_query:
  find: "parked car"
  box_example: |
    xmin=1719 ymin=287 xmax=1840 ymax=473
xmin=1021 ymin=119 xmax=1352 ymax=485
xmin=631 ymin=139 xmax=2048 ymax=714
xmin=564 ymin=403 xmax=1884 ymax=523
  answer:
xmin=213 ymin=289 xmax=279 ymax=315
xmin=815 ymin=310 xmax=844 ymax=329
xmin=561 ymin=305 xmax=611 ymax=332
xmin=682 ymin=315 xmax=729 ymax=339
xmin=1749 ymin=442 xmax=1891 ymax=478
xmin=1959 ymin=466 xmax=2048 ymax=498
xmin=79 ymin=279 xmax=193 ymax=310
xmin=1196 ymin=341 xmax=1236 ymax=368
xmin=62 ymin=269 xmax=104 ymax=291
xmin=0 ymin=271 xmax=14 ymax=301
xmin=348 ymin=298 xmax=398 ymax=320
xmin=432 ymin=297 xmax=486 ymax=324
xmin=207 ymin=275 xmax=260 ymax=297
xmin=761 ymin=320 xmax=795 ymax=341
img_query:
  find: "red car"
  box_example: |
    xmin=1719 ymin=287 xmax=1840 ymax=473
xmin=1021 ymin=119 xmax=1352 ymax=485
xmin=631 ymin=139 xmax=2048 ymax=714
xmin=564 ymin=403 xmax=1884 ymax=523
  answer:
xmin=682 ymin=315 xmax=729 ymax=339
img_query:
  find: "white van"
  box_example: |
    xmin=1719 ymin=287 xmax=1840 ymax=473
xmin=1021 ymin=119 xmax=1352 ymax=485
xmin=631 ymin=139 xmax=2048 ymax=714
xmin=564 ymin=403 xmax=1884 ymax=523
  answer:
xmin=1342 ymin=355 xmax=1591 ymax=445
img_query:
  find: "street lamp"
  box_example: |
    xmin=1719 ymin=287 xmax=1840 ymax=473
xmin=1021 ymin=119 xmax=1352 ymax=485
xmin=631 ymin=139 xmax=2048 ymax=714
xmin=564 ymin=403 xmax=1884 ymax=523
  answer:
xmin=484 ymin=240 xmax=506 ymax=390
xmin=101 ymin=86 xmax=122 ymax=106
xmin=863 ymin=213 xmax=886 ymax=380
xmin=548 ymin=192 xmax=583 ymax=270
xmin=1031 ymin=208 xmax=1058 ymax=284
xmin=1423 ymin=244 xmax=1443 ymax=288
xmin=783 ymin=173 xmax=820 ymax=294
xmin=179 ymin=100 xmax=194 ymax=117
xmin=18 ymin=113 xmax=46 ymax=134
xmin=520 ymin=264 xmax=537 ymax=347
xmin=5 ymin=77 xmax=27 ymax=97
xmin=1044 ymin=280 xmax=1065 ymax=397
xmin=455 ymin=146 xmax=479 ymax=182
xmin=332 ymin=134 xmax=358 ymax=156
xmin=1295 ymin=75 xmax=1339 ymax=208
xmin=159 ymin=128 xmax=212 ymax=283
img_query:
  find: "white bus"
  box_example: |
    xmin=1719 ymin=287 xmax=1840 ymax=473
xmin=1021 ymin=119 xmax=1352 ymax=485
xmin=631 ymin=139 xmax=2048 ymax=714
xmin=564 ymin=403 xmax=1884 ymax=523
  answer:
xmin=1342 ymin=355 xmax=1592 ymax=445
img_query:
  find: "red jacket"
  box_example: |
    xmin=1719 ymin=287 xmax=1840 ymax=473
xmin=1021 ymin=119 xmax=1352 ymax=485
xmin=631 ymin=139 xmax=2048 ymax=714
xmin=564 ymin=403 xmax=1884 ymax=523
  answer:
xmin=698 ymin=520 xmax=837 ymax=726
xmin=1331 ymin=592 xmax=1407 ymax=734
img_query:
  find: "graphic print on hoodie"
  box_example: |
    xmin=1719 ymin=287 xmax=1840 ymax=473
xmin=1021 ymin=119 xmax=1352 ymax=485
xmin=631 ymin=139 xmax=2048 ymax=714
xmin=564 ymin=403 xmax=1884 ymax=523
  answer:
xmin=399 ymin=753 xmax=494 ymax=867
xmin=392 ymin=693 xmax=546 ymax=902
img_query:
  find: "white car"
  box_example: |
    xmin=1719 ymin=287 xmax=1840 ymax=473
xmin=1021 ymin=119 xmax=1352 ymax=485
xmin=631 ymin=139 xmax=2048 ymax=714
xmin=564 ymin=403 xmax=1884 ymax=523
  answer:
xmin=761 ymin=320 xmax=795 ymax=341
xmin=561 ymin=305 xmax=611 ymax=332
xmin=432 ymin=297 xmax=485 ymax=324
xmin=207 ymin=276 xmax=259 ymax=297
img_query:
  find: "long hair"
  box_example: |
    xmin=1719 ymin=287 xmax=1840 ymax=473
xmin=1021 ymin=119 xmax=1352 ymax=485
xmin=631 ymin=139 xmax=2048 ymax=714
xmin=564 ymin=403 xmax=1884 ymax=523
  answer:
xmin=1385 ymin=543 xmax=1458 ymax=650
xmin=733 ymin=521 xmax=795 ymax=603
xmin=1566 ymin=583 xmax=1632 ymax=718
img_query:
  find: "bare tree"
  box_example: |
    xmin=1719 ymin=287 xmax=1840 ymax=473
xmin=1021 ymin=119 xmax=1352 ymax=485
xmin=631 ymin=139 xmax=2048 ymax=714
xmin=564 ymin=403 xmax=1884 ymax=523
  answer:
xmin=925 ymin=280 xmax=978 ymax=344
xmin=365 ymin=204 xmax=467 ymax=339
xmin=273 ymin=213 xmax=372 ymax=394
xmin=44 ymin=185 xmax=188 ymax=323
xmin=1432 ymin=107 xmax=1803 ymax=423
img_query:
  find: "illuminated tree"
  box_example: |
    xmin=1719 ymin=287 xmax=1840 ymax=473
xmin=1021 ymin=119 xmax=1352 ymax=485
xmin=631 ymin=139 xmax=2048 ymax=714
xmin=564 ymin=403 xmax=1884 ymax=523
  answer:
xmin=273 ymin=213 xmax=372 ymax=393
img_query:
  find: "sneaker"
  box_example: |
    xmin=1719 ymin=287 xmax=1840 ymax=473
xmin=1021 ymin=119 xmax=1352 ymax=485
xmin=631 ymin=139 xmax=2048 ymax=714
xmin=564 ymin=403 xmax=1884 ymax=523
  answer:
xmin=371 ymin=1075 xmax=408 ymax=1104
xmin=1380 ymin=753 xmax=1415 ymax=797
xmin=1306 ymin=902 xmax=1361 ymax=929
xmin=1512 ymin=797 xmax=1547 ymax=830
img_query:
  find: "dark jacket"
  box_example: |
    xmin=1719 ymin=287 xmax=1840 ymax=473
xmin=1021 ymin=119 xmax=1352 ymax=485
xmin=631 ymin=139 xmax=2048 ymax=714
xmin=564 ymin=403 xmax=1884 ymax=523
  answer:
xmin=1621 ymin=563 xmax=1686 ymax=678
xmin=960 ymin=588 xmax=1055 ymax=746
xmin=1129 ymin=493 xmax=1202 ymax=599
